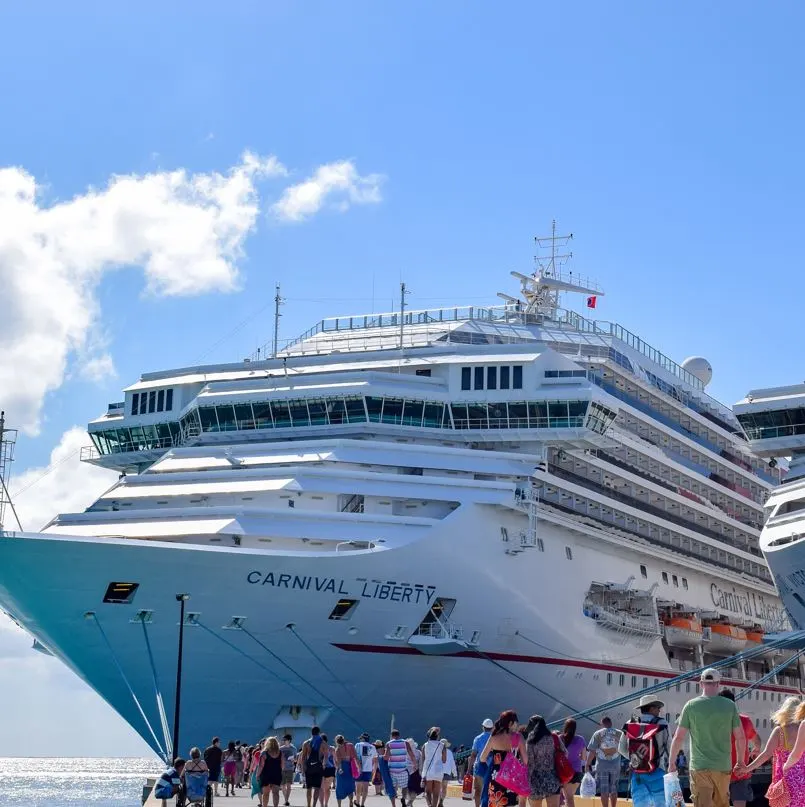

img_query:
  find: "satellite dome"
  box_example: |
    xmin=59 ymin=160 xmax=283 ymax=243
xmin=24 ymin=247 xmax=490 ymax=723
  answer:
xmin=681 ymin=356 xmax=713 ymax=387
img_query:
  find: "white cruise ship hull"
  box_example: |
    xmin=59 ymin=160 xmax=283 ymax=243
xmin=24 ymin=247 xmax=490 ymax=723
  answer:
xmin=0 ymin=503 xmax=792 ymax=756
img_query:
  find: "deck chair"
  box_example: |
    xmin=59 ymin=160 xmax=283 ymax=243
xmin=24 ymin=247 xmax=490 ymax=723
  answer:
xmin=184 ymin=770 xmax=210 ymax=805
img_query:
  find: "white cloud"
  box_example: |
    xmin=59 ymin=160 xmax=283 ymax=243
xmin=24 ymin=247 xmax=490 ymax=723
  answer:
xmin=271 ymin=160 xmax=384 ymax=222
xmin=78 ymin=353 xmax=117 ymax=382
xmin=10 ymin=427 xmax=117 ymax=532
xmin=0 ymin=151 xmax=287 ymax=435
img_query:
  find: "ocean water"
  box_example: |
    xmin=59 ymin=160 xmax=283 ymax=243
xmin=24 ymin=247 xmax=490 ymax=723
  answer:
xmin=0 ymin=757 xmax=163 ymax=806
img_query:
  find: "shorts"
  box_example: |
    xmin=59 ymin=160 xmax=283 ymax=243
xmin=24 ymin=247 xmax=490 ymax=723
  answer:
xmin=729 ymin=780 xmax=753 ymax=804
xmin=324 ymin=767 xmax=336 ymax=779
xmin=690 ymin=770 xmax=731 ymax=807
xmin=596 ymin=767 xmax=620 ymax=795
xmin=359 ymin=772 xmax=373 ymax=783
xmin=223 ymin=761 xmax=237 ymax=778
xmin=630 ymin=770 xmax=666 ymax=807
xmin=306 ymin=769 xmax=324 ymax=790
xmin=571 ymin=772 xmax=583 ymax=785
xmin=391 ymin=770 xmax=409 ymax=790
xmin=282 ymin=770 xmax=295 ymax=786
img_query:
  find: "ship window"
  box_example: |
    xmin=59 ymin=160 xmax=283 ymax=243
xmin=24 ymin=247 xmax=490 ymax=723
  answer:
xmin=662 ymin=572 xmax=669 ymax=584
xmin=565 ymin=547 xmax=573 ymax=560
xmin=165 ymin=389 xmax=174 ymax=411
xmin=461 ymin=368 xmax=471 ymax=391
xmin=763 ymin=691 xmax=767 ymax=701
xmin=131 ymin=393 xmax=140 ymax=415
xmin=102 ymin=582 xmax=139 ymax=604
xmin=513 ymin=366 xmax=523 ymax=389
xmin=764 ymin=718 xmax=768 ymax=728
xmin=537 ymin=538 xmax=544 ymax=552
xmin=157 ymin=390 xmax=165 ymax=412
xmin=148 ymin=390 xmax=156 ymax=413
xmin=474 ymin=367 xmax=484 ymax=390
xmin=631 ymin=676 xmax=637 ymax=688
xmin=640 ymin=565 xmax=647 ymax=578
xmin=686 ymin=682 xmax=691 ymax=693
xmin=500 ymin=366 xmax=510 ymax=389
xmin=682 ymin=578 xmax=688 ymax=589
xmin=345 ymin=398 xmax=366 ymax=423
xmin=328 ymin=599 xmax=359 ymax=620
xmin=676 ymin=683 xmax=681 ymax=692
xmin=619 ymin=674 xmax=625 ymax=687
xmin=416 ymin=368 xmax=432 ymax=377
xmin=643 ymin=677 xmax=648 ymax=688
xmin=487 ymin=367 xmax=497 ymax=390
xmin=672 ymin=575 xmax=678 ymax=587
xmin=607 ymin=673 xmax=612 ymax=686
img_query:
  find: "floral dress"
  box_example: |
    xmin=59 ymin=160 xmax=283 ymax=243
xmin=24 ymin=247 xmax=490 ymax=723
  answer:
xmin=482 ymin=736 xmax=520 ymax=807
xmin=527 ymin=736 xmax=562 ymax=800
xmin=774 ymin=732 xmax=805 ymax=807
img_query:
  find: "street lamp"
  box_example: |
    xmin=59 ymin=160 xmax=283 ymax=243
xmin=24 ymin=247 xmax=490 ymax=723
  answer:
xmin=173 ymin=593 xmax=189 ymax=761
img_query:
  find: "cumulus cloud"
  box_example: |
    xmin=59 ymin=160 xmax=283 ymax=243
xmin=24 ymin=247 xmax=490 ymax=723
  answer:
xmin=0 ymin=152 xmax=286 ymax=434
xmin=10 ymin=427 xmax=118 ymax=532
xmin=271 ymin=160 xmax=384 ymax=222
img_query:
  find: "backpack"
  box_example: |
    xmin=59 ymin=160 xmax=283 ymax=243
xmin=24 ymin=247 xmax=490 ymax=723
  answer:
xmin=623 ymin=720 xmax=662 ymax=774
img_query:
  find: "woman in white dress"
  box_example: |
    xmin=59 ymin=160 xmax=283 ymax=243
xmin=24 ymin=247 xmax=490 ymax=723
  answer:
xmin=421 ymin=728 xmax=448 ymax=807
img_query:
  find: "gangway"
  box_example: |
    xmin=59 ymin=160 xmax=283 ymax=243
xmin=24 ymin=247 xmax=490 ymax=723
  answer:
xmin=546 ymin=628 xmax=805 ymax=729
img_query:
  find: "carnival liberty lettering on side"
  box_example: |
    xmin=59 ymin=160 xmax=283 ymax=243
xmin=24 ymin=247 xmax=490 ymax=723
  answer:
xmin=247 ymin=571 xmax=437 ymax=604
xmin=709 ymin=582 xmax=783 ymax=625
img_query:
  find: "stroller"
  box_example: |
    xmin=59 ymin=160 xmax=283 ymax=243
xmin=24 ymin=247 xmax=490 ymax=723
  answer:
xmin=183 ymin=770 xmax=212 ymax=806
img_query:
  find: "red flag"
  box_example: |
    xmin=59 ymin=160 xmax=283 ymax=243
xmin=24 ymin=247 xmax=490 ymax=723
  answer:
xmin=587 ymin=295 xmax=597 ymax=309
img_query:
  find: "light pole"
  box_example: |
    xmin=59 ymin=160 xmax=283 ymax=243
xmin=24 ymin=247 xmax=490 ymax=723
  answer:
xmin=173 ymin=593 xmax=189 ymax=761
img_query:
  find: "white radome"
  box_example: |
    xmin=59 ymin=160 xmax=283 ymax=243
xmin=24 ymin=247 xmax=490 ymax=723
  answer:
xmin=682 ymin=356 xmax=713 ymax=386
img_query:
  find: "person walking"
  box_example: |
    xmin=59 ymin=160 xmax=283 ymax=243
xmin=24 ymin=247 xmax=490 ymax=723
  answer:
xmin=736 ymin=696 xmax=802 ymax=795
xmin=223 ymin=741 xmax=239 ymax=798
xmin=559 ymin=719 xmax=586 ymax=807
xmin=718 ymin=689 xmax=760 ymax=807
xmin=385 ymin=729 xmax=418 ymax=807
xmin=441 ymin=740 xmax=458 ymax=807
xmin=204 ymin=737 xmax=224 ymax=798
xmin=421 ymin=728 xmax=448 ymax=807
xmin=479 ymin=710 xmax=529 ymax=807
xmin=668 ymin=668 xmax=745 ymax=807
xmin=523 ymin=715 xmax=563 ymax=807
xmin=468 ymin=720 xmax=495 ymax=807
xmin=586 ymin=717 xmax=622 ymax=807
xmin=355 ymin=733 xmax=378 ymax=807
xmin=280 ymin=735 xmax=298 ymax=807
xmin=300 ymin=727 xmax=328 ymax=807
xmin=322 ymin=734 xmax=337 ymax=807
xmin=258 ymin=737 xmax=284 ymax=807
xmin=618 ymin=695 xmax=670 ymax=807
xmin=335 ymin=734 xmax=358 ymax=807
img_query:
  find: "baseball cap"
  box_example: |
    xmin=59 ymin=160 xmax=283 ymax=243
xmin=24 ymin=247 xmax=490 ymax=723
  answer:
xmin=482 ymin=718 xmax=494 ymax=729
xmin=700 ymin=667 xmax=721 ymax=683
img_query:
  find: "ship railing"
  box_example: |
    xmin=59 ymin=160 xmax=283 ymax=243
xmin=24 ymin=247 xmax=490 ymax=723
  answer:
xmin=80 ymin=445 xmax=100 ymax=462
xmin=414 ymin=619 xmax=479 ymax=645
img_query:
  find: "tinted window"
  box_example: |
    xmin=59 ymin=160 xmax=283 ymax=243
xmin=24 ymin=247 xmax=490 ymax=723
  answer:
xmin=474 ymin=367 xmax=484 ymax=390
xmin=487 ymin=367 xmax=497 ymax=390
xmin=165 ymin=389 xmax=174 ymax=411
xmin=461 ymin=367 xmax=471 ymax=390
xmin=513 ymin=366 xmax=523 ymax=389
xmin=500 ymin=366 xmax=510 ymax=389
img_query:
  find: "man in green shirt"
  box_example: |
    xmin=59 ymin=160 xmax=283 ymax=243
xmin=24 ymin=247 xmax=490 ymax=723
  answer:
xmin=668 ymin=668 xmax=745 ymax=807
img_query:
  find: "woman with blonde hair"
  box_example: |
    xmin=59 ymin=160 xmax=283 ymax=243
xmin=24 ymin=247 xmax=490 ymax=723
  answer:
xmin=736 ymin=695 xmax=803 ymax=790
xmin=257 ymin=736 xmax=284 ymax=807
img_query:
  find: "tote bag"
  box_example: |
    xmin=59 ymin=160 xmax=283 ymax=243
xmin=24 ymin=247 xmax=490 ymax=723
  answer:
xmin=553 ymin=735 xmax=574 ymax=785
xmin=495 ymin=753 xmax=530 ymax=797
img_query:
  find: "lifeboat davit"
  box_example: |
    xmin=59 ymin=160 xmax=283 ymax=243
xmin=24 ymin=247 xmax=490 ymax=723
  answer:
xmin=706 ymin=624 xmax=748 ymax=655
xmin=663 ymin=618 xmax=704 ymax=648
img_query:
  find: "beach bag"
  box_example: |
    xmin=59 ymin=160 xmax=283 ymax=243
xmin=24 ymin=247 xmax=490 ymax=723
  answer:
xmin=351 ymin=757 xmax=361 ymax=780
xmin=767 ymin=778 xmax=791 ymax=807
xmin=663 ymin=772 xmax=684 ymax=807
xmin=553 ymin=735 xmax=574 ymax=785
xmin=408 ymin=771 xmax=424 ymax=794
xmin=496 ymin=753 xmax=530 ymax=797
xmin=580 ymin=772 xmax=597 ymax=798
xmin=462 ymin=772 xmax=474 ymax=800
xmin=623 ymin=720 xmax=662 ymax=774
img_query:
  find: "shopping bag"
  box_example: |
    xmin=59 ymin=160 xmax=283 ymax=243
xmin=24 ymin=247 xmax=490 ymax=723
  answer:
xmin=495 ymin=753 xmax=530 ymax=797
xmin=580 ymin=772 xmax=596 ymax=798
xmin=663 ymin=772 xmax=684 ymax=807
xmin=462 ymin=772 xmax=474 ymax=800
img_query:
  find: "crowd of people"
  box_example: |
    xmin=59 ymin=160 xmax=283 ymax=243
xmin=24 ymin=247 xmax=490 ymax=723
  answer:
xmin=155 ymin=666 xmax=805 ymax=807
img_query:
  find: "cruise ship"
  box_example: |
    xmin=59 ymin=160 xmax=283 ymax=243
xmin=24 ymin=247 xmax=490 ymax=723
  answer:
xmin=0 ymin=231 xmax=798 ymax=761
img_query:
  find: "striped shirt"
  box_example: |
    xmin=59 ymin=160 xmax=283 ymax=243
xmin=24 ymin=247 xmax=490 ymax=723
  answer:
xmin=387 ymin=740 xmax=409 ymax=771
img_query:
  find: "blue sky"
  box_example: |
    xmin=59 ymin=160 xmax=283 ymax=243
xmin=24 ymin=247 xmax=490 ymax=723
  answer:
xmin=1 ymin=0 xmax=804 ymax=755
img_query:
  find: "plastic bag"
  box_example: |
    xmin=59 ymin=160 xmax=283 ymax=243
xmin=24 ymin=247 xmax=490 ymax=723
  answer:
xmin=580 ymin=772 xmax=597 ymax=798
xmin=664 ymin=772 xmax=684 ymax=807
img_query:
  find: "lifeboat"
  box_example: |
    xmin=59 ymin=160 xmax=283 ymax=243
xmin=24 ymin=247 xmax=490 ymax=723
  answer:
xmin=706 ymin=623 xmax=748 ymax=655
xmin=745 ymin=628 xmax=778 ymax=659
xmin=663 ymin=617 xmax=704 ymax=648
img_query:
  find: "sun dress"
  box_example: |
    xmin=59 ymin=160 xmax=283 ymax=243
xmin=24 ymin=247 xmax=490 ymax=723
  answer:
xmin=482 ymin=735 xmax=520 ymax=807
xmin=528 ymin=735 xmax=563 ymax=800
xmin=773 ymin=729 xmax=805 ymax=806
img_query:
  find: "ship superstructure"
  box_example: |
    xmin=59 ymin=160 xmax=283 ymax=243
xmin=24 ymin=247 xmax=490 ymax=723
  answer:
xmin=0 ymin=231 xmax=796 ymax=759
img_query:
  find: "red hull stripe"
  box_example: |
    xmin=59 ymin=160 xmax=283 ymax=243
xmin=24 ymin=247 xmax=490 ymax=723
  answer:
xmin=331 ymin=643 xmax=800 ymax=694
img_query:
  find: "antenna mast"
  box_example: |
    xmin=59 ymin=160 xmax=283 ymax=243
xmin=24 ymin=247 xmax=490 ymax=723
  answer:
xmin=0 ymin=412 xmax=21 ymax=532
xmin=272 ymin=284 xmax=285 ymax=359
xmin=399 ymin=282 xmax=409 ymax=354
